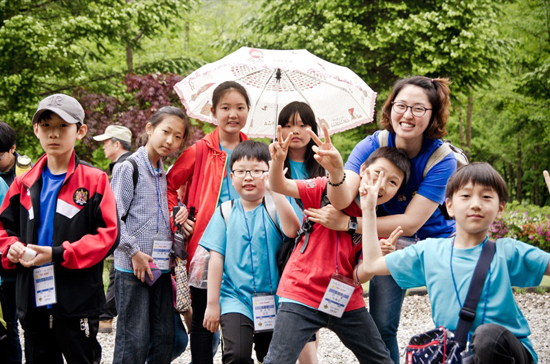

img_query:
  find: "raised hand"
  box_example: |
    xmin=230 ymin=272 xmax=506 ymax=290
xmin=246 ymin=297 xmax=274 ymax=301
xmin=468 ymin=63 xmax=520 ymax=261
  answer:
xmin=544 ymin=170 xmax=550 ymax=194
xmin=379 ymin=226 xmax=403 ymax=256
xmin=359 ymin=169 xmax=383 ymax=211
xmin=269 ymin=125 xmax=292 ymax=165
xmin=307 ymin=123 xmax=343 ymax=174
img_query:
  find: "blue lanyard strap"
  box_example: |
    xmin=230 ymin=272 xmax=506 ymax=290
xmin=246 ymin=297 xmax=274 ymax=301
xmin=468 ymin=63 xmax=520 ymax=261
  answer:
xmin=450 ymin=236 xmax=491 ymax=325
xmin=240 ymin=203 xmax=273 ymax=294
xmin=146 ymin=158 xmax=170 ymax=233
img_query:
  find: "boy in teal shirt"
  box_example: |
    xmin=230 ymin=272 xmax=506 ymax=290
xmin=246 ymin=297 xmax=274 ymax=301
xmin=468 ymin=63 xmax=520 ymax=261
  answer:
xmin=200 ymin=141 xmax=300 ymax=363
xmin=358 ymin=162 xmax=550 ymax=364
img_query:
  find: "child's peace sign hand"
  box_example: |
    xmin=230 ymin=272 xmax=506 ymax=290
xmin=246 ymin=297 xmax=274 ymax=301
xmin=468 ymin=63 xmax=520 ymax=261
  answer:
xmin=379 ymin=226 xmax=403 ymax=256
xmin=359 ymin=169 xmax=383 ymax=211
xmin=307 ymin=124 xmax=343 ymax=174
xmin=269 ymin=126 xmax=292 ymax=165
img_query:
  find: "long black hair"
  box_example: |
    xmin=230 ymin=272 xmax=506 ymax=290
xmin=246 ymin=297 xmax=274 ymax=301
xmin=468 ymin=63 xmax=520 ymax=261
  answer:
xmin=277 ymin=101 xmax=325 ymax=179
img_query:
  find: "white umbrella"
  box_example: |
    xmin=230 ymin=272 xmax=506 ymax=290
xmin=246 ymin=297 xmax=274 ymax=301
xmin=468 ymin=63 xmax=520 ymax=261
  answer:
xmin=174 ymin=47 xmax=377 ymax=138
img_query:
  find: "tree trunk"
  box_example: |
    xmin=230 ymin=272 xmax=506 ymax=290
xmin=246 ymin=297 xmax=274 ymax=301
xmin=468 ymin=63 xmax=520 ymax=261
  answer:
xmin=125 ymin=0 xmax=133 ymax=72
xmin=466 ymin=95 xmax=473 ymax=159
xmin=126 ymin=43 xmax=133 ymax=72
xmin=533 ymin=145 xmax=540 ymax=205
xmin=458 ymin=104 xmax=464 ymax=147
xmin=516 ymin=135 xmax=523 ymax=202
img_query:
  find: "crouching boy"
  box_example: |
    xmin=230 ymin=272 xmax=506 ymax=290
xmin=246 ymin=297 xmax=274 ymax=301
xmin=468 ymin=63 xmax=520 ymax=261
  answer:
xmin=357 ymin=162 xmax=550 ymax=364
xmin=200 ymin=141 xmax=300 ymax=363
xmin=0 ymin=94 xmax=119 ymax=364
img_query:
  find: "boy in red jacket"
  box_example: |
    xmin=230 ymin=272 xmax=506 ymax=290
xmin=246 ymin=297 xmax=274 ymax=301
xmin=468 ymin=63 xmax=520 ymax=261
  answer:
xmin=0 ymin=94 xmax=119 ymax=364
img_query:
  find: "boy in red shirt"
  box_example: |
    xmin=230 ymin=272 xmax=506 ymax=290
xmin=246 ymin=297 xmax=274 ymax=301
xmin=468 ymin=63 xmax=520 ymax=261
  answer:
xmin=264 ymin=126 xmax=410 ymax=364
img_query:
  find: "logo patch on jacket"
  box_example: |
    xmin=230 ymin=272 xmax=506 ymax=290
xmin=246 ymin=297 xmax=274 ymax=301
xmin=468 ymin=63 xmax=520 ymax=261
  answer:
xmin=73 ymin=188 xmax=89 ymax=206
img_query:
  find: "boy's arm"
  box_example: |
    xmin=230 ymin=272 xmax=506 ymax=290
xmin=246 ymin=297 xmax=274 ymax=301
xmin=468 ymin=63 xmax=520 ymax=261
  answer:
xmin=546 ymin=261 xmax=550 ymax=276
xmin=268 ymin=126 xmax=299 ymax=199
xmin=204 ymin=250 xmax=224 ymax=333
xmin=270 ymin=191 xmax=300 ymax=238
xmin=357 ymin=170 xmax=392 ymax=283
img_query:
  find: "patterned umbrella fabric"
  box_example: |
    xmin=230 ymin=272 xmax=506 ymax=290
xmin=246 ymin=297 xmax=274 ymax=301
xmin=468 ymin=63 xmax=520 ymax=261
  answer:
xmin=174 ymin=47 xmax=377 ymax=138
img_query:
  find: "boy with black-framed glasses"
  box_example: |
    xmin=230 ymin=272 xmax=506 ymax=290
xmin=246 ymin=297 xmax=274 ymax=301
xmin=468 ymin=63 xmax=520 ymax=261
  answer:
xmin=199 ymin=140 xmax=300 ymax=363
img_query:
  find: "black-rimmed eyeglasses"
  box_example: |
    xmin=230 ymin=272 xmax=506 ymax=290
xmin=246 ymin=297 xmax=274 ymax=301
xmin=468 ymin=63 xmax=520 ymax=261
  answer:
xmin=391 ymin=102 xmax=432 ymax=117
xmin=231 ymin=169 xmax=268 ymax=178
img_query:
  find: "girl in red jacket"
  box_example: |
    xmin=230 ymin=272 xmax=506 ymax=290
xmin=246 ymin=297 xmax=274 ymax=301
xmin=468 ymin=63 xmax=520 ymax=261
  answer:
xmin=167 ymin=81 xmax=250 ymax=364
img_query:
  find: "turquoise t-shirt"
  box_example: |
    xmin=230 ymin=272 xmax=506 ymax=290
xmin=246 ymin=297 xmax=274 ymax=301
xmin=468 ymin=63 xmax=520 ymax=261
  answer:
xmin=199 ymin=199 xmax=284 ymax=321
xmin=385 ymin=237 xmax=550 ymax=363
xmin=0 ymin=178 xmax=9 ymax=206
xmin=288 ymin=159 xmax=309 ymax=222
xmin=218 ymin=146 xmax=238 ymax=205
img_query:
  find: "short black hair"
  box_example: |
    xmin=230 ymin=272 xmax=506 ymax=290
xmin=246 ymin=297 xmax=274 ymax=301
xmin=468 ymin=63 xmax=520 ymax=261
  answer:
xmin=229 ymin=141 xmax=271 ymax=170
xmin=37 ymin=110 xmax=82 ymax=130
xmin=446 ymin=162 xmax=508 ymax=203
xmin=362 ymin=147 xmax=411 ymax=188
xmin=0 ymin=121 xmax=16 ymax=152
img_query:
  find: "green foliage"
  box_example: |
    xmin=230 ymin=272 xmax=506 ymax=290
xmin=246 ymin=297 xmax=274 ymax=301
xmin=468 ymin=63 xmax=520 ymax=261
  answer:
xmin=489 ymin=202 xmax=550 ymax=251
xmin=235 ymin=0 xmax=509 ymax=160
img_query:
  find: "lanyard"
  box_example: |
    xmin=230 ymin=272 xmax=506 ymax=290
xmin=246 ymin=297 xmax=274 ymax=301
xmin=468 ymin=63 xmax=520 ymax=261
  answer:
xmin=240 ymin=202 xmax=274 ymax=294
xmin=334 ymin=232 xmax=340 ymax=274
xmin=146 ymin=158 xmax=169 ymax=233
xmin=221 ymin=145 xmax=233 ymax=201
xmin=450 ymin=236 xmax=492 ymax=325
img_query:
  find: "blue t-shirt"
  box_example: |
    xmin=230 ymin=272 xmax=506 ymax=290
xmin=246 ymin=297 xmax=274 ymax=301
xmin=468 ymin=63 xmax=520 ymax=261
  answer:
xmin=218 ymin=146 xmax=238 ymax=205
xmin=345 ymin=130 xmax=456 ymax=239
xmin=199 ymin=199 xmax=284 ymax=321
xmin=38 ymin=167 xmax=66 ymax=247
xmin=385 ymin=237 xmax=550 ymax=363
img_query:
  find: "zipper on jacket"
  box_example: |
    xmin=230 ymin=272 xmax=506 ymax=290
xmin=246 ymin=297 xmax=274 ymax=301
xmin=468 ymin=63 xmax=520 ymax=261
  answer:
xmin=49 ymin=314 xmax=53 ymax=329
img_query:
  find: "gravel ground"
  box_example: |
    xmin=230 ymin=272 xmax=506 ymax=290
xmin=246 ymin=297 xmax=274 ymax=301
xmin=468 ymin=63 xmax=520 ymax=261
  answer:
xmin=19 ymin=292 xmax=550 ymax=363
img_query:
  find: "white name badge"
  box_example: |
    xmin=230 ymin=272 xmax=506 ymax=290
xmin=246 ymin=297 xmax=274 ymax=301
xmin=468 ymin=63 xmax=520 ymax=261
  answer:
xmin=34 ymin=265 xmax=57 ymax=307
xmin=318 ymin=273 xmax=358 ymax=318
xmin=152 ymin=240 xmax=172 ymax=270
xmin=252 ymin=294 xmax=277 ymax=332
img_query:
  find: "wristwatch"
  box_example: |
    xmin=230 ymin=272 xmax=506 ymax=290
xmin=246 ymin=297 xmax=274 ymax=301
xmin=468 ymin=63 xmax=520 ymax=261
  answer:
xmin=347 ymin=216 xmax=358 ymax=235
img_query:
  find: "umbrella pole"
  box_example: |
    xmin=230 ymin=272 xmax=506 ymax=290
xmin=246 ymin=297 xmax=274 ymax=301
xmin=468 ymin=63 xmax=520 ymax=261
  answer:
xmin=273 ymin=68 xmax=281 ymax=141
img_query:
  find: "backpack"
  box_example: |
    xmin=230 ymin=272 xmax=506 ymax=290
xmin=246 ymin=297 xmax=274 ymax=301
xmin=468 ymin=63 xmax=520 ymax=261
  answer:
xmin=377 ymin=130 xmax=468 ymax=178
xmin=377 ymin=130 xmax=468 ymax=219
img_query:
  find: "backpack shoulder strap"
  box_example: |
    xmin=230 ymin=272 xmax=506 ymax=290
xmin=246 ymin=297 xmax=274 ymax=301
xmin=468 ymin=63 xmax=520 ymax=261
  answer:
xmin=121 ymin=157 xmax=139 ymax=222
xmin=263 ymin=192 xmax=284 ymax=238
xmin=377 ymin=129 xmax=390 ymax=147
xmin=454 ymin=240 xmax=496 ymax=346
xmin=219 ymin=199 xmax=234 ymax=225
xmin=127 ymin=158 xmax=139 ymax=190
xmin=423 ymin=142 xmax=453 ymax=179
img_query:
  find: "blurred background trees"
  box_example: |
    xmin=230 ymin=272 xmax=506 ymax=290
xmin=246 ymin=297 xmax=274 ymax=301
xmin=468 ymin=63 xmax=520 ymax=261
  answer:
xmin=2 ymin=0 xmax=549 ymax=206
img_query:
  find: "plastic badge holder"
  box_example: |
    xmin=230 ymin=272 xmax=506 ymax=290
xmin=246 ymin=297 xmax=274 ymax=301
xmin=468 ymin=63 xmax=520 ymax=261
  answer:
xmin=145 ymin=262 xmax=162 ymax=286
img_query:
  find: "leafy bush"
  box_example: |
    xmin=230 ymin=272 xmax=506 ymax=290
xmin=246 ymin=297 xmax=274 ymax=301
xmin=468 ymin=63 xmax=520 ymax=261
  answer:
xmin=489 ymin=202 xmax=550 ymax=251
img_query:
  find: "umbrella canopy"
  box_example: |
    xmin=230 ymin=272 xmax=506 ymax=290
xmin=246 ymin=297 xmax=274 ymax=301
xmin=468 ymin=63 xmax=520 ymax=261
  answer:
xmin=174 ymin=47 xmax=376 ymax=138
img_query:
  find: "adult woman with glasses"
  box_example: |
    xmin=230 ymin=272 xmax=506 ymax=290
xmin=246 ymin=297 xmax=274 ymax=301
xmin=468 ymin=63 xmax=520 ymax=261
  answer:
xmin=318 ymin=76 xmax=458 ymax=363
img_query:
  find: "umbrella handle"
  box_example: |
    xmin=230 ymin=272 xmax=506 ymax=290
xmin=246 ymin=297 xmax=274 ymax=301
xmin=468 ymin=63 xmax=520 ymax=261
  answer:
xmin=273 ymin=68 xmax=282 ymax=141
